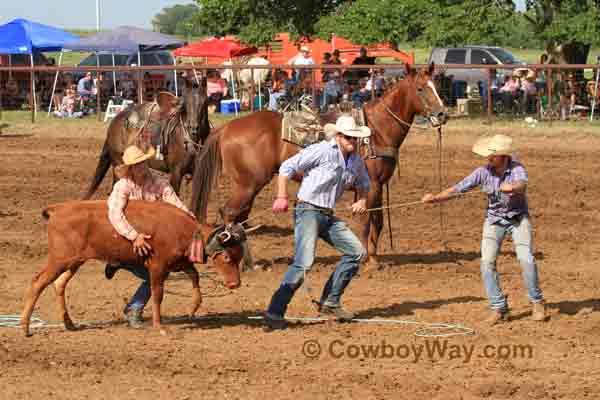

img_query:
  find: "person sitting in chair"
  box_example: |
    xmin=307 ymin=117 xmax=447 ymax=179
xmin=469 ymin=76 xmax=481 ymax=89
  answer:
xmin=206 ymin=70 xmax=228 ymax=113
xmin=351 ymin=77 xmax=372 ymax=108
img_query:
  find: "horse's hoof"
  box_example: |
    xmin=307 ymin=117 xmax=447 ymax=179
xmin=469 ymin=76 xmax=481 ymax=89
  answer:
xmin=159 ymin=328 xmax=171 ymax=337
xmin=363 ymin=258 xmax=381 ymax=273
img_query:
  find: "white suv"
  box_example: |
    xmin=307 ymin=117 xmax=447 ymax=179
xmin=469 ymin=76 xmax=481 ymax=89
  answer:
xmin=428 ymin=46 xmax=524 ymax=86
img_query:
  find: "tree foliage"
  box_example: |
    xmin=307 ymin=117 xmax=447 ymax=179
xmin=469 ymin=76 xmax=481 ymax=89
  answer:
xmin=183 ymin=0 xmax=600 ymax=63
xmin=152 ymin=4 xmax=202 ymax=36
xmin=193 ymin=0 xmax=347 ymax=46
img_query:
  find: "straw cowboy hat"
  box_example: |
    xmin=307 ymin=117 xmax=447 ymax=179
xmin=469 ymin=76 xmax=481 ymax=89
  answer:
xmin=324 ymin=115 xmax=371 ymax=139
xmin=115 ymin=145 xmax=155 ymax=178
xmin=526 ymin=69 xmax=536 ymax=80
xmin=472 ymin=134 xmax=513 ymax=157
xmin=123 ymin=145 xmax=155 ymax=165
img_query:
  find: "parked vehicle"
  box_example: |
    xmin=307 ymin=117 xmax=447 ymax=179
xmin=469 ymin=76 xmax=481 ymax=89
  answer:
xmin=428 ymin=46 xmax=524 ymax=86
xmin=75 ymin=51 xmax=176 ymax=89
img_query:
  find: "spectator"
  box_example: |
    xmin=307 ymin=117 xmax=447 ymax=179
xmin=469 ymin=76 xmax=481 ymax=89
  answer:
xmin=520 ymin=70 xmax=538 ymax=114
xmin=535 ymin=54 xmax=548 ymax=91
xmin=352 ymin=47 xmax=376 ymax=81
xmin=499 ymin=72 xmax=520 ymax=113
xmin=366 ymin=69 xmax=386 ymax=98
xmin=268 ymin=70 xmax=288 ymax=111
xmin=480 ymin=69 xmax=500 ymax=108
xmin=206 ymin=69 xmax=228 ymax=112
xmin=351 ymin=77 xmax=371 ymax=108
xmin=4 ymin=78 xmax=21 ymax=108
xmin=288 ymin=45 xmax=314 ymax=84
xmin=321 ymin=71 xmax=344 ymax=111
xmin=77 ymin=72 xmax=95 ymax=99
xmin=119 ymin=72 xmax=137 ymax=101
xmin=53 ymin=87 xmax=83 ymax=118
xmin=321 ymin=52 xmax=333 ymax=83
xmin=331 ymin=49 xmax=342 ymax=65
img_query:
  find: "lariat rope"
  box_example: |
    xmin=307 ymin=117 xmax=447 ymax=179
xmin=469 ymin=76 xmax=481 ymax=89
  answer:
xmin=239 ymin=190 xmax=483 ymax=227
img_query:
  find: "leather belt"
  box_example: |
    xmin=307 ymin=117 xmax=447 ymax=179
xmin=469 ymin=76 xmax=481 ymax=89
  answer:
xmin=296 ymin=200 xmax=334 ymax=216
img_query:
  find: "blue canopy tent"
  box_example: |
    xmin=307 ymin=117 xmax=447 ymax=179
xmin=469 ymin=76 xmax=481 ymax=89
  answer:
xmin=61 ymin=26 xmax=186 ymax=102
xmin=0 ymin=18 xmax=79 ymax=115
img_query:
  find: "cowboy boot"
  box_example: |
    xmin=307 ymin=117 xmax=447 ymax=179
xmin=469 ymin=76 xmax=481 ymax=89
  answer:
xmin=531 ymin=302 xmax=546 ymax=322
xmin=485 ymin=308 xmax=510 ymax=326
xmin=319 ymin=304 xmax=355 ymax=322
xmin=124 ymin=308 xmax=144 ymax=329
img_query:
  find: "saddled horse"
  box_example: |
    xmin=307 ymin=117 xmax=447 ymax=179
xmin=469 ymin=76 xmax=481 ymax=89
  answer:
xmin=82 ymin=76 xmax=210 ymax=199
xmin=190 ymin=63 xmax=448 ymax=268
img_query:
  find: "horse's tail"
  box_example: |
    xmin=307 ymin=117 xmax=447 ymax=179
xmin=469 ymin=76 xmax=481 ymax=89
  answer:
xmin=82 ymin=140 xmax=112 ymax=200
xmin=190 ymin=130 xmax=223 ymax=222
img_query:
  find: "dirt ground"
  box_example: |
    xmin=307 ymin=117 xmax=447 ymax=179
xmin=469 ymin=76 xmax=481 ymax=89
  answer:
xmin=1 ymin=117 xmax=599 ymax=400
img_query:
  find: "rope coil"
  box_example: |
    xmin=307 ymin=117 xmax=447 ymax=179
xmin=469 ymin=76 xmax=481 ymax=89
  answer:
xmin=0 ymin=313 xmax=474 ymax=338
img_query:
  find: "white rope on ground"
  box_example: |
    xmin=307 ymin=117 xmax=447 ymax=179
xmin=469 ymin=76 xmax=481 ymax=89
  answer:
xmin=0 ymin=313 xmax=474 ymax=338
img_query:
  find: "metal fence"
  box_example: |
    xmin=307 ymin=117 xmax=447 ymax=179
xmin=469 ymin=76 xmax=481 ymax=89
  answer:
xmin=1 ymin=63 xmax=599 ymax=124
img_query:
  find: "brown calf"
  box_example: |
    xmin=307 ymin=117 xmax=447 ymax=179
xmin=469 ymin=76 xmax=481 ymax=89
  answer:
xmin=21 ymin=200 xmax=245 ymax=336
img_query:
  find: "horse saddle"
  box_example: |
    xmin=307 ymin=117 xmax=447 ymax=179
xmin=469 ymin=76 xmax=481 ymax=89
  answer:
xmin=281 ymin=107 xmax=368 ymax=148
xmin=125 ymin=92 xmax=183 ymax=158
xmin=281 ymin=110 xmax=325 ymax=147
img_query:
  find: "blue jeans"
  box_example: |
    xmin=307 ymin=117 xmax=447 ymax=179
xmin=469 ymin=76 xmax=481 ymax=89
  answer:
xmin=480 ymin=216 xmax=543 ymax=311
xmin=120 ymin=264 xmax=151 ymax=312
xmin=266 ymin=203 xmax=367 ymax=318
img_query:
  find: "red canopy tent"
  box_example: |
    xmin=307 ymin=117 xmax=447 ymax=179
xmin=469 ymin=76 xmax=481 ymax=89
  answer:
xmin=173 ymin=37 xmax=257 ymax=61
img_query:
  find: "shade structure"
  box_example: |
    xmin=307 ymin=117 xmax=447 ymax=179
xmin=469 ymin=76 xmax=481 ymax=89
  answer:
xmin=173 ymin=37 xmax=257 ymax=59
xmin=0 ymin=18 xmax=79 ymax=54
xmin=63 ymin=26 xmax=185 ymax=53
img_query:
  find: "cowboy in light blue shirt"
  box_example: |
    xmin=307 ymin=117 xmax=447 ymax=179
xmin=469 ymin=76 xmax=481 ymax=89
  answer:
xmin=422 ymin=134 xmax=545 ymax=325
xmin=265 ymin=116 xmax=371 ymax=330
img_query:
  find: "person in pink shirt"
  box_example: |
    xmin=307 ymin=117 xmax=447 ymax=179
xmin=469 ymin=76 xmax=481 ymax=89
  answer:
xmin=206 ymin=70 xmax=228 ymax=112
xmin=499 ymin=72 xmax=521 ymax=114
xmin=105 ymin=145 xmax=195 ymax=328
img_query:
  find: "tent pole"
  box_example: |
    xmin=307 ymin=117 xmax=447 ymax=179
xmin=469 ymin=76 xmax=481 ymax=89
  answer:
xmin=112 ymin=53 xmax=117 ymax=95
xmin=48 ymin=51 xmax=63 ymax=115
xmin=173 ymin=57 xmax=178 ymax=96
xmin=230 ymin=58 xmax=238 ymax=116
xmin=137 ymin=51 xmax=143 ymax=104
xmin=96 ymin=54 xmax=102 ymax=121
xmin=30 ymin=54 xmax=36 ymax=123
xmin=8 ymin=54 xmax=12 ymax=79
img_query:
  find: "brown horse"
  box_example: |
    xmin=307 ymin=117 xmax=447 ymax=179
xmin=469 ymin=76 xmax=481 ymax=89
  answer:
xmin=190 ymin=63 xmax=448 ymax=268
xmin=82 ymin=76 xmax=210 ymax=199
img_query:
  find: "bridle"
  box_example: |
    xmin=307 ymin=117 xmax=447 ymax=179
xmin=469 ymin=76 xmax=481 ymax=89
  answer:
xmin=381 ymin=77 xmax=444 ymax=130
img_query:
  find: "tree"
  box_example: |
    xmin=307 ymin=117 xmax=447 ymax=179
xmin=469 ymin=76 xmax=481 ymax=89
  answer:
xmin=193 ymin=0 xmax=350 ymax=46
xmin=152 ymin=4 xmax=201 ymax=35
xmin=498 ymin=0 xmax=600 ymax=63
xmin=314 ymin=0 xmax=429 ymax=46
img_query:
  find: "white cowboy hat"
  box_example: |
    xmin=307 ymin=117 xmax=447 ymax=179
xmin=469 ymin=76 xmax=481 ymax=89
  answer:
xmin=122 ymin=145 xmax=156 ymax=165
xmin=324 ymin=115 xmax=371 ymax=138
xmin=300 ymin=45 xmax=311 ymax=53
xmin=472 ymin=134 xmax=513 ymax=157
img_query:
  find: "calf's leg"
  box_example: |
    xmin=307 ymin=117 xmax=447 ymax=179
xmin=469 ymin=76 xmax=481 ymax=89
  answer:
xmin=149 ymin=267 xmax=168 ymax=332
xmin=182 ymin=264 xmax=202 ymax=318
xmin=53 ymin=266 xmax=81 ymax=331
xmin=21 ymin=260 xmax=72 ymax=337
